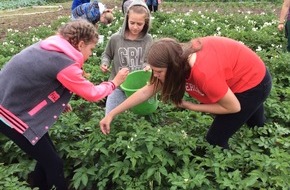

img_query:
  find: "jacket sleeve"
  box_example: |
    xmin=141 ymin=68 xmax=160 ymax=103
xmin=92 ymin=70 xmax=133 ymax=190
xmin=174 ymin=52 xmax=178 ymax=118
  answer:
xmin=57 ymin=63 xmax=115 ymax=102
xmin=101 ymin=35 xmax=116 ymax=67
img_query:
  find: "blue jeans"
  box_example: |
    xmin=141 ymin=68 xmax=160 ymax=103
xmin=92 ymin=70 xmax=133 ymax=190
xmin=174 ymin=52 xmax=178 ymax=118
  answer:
xmin=205 ymin=68 xmax=272 ymax=149
xmin=146 ymin=0 xmax=158 ymax=6
xmin=146 ymin=0 xmax=158 ymax=12
xmin=105 ymin=88 xmax=127 ymax=115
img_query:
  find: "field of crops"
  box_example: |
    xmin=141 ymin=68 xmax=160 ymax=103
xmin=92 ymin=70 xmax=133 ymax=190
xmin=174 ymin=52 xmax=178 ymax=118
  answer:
xmin=0 ymin=1 xmax=289 ymax=189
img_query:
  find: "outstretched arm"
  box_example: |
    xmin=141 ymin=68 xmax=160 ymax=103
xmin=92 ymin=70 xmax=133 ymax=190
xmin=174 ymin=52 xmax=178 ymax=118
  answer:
xmin=278 ymin=0 xmax=290 ymax=31
xmin=99 ymin=84 xmax=156 ymax=134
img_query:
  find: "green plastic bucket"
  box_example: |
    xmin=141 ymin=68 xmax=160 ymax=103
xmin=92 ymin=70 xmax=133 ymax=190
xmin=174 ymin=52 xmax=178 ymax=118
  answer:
xmin=120 ymin=70 xmax=158 ymax=115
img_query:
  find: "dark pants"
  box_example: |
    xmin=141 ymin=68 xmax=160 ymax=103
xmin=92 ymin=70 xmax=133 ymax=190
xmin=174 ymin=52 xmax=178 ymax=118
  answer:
xmin=205 ymin=69 xmax=272 ymax=149
xmin=285 ymin=20 xmax=290 ymax=52
xmin=0 ymin=121 xmax=67 ymax=190
xmin=146 ymin=0 xmax=158 ymax=12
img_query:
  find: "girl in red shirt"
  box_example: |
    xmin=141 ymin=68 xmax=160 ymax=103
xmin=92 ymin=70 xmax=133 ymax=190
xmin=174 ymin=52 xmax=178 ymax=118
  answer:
xmin=99 ymin=36 xmax=272 ymax=149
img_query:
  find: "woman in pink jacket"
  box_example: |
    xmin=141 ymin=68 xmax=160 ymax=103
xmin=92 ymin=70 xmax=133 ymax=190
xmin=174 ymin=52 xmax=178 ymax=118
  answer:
xmin=0 ymin=19 xmax=129 ymax=190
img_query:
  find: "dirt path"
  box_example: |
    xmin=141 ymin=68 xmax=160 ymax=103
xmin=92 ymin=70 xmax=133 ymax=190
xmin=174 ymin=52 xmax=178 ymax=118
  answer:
xmin=0 ymin=2 xmax=71 ymax=41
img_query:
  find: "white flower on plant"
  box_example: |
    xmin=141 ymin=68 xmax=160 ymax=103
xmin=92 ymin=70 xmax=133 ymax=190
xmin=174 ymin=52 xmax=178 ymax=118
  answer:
xmin=2 ymin=42 xmax=8 ymax=45
xmin=7 ymin=28 xmax=13 ymax=32
xmin=10 ymin=48 xmax=14 ymax=52
xmin=192 ymin=20 xmax=198 ymax=25
xmin=32 ymin=36 xmax=40 ymax=42
xmin=216 ymin=27 xmax=221 ymax=31
xmin=252 ymin=27 xmax=258 ymax=32
xmin=108 ymin=31 xmax=112 ymax=35
xmin=130 ymin=137 xmax=134 ymax=141
xmin=184 ymin=178 xmax=189 ymax=182
xmin=181 ymin=130 xmax=187 ymax=139
xmin=215 ymin=31 xmax=221 ymax=36
xmin=9 ymin=40 xmax=14 ymax=44
xmin=256 ymin=46 xmax=262 ymax=52
xmin=248 ymin=20 xmax=255 ymax=24
xmin=157 ymin=128 xmax=160 ymax=133
xmin=262 ymin=22 xmax=272 ymax=27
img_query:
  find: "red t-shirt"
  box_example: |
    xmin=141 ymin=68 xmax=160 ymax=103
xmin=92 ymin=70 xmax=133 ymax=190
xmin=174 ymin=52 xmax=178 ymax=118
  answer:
xmin=185 ymin=36 xmax=266 ymax=104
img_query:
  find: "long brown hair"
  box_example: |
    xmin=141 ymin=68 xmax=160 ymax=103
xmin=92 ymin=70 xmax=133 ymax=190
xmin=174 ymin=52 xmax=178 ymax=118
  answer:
xmin=148 ymin=38 xmax=203 ymax=105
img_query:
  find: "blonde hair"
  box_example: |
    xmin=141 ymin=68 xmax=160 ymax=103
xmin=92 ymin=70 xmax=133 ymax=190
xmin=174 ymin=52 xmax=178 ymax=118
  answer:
xmin=57 ymin=19 xmax=99 ymax=49
xmin=103 ymin=11 xmax=114 ymax=24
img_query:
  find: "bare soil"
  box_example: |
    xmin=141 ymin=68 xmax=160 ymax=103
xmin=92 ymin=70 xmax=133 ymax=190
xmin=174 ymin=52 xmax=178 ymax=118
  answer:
xmin=0 ymin=1 xmax=117 ymax=41
xmin=0 ymin=1 xmax=280 ymax=41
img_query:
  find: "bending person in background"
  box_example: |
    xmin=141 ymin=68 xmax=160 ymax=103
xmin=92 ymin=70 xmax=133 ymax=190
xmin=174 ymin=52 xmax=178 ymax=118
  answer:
xmin=71 ymin=0 xmax=114 ymax=27
xmin=0 ymin=19 xmax=129 ymax=190
xmin=71 ymin=0 xmax=90 ymax=10
xmin=100 ymin=36 xmax=272 ymax=149
xmin=278 ymin=0 xmax=290 ymax=52
xmin=100 ymin=0 xmax=153 ymax=115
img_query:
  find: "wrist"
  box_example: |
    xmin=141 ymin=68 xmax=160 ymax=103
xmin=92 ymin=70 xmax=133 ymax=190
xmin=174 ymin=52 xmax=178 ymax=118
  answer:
xmin=110 ymin=81 xmax=116 ymax=90
xmin=279 ymin=21 xmax=285 ymax=24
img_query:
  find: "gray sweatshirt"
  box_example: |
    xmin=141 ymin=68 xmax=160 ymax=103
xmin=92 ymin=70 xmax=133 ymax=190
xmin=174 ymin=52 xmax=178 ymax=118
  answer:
xmin=101 ymin=0 xmax=153 ymax=81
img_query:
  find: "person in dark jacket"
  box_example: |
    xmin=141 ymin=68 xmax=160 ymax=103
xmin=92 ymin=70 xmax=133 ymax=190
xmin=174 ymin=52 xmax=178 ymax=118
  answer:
xmin=71 ymin=0 xmax=90 ymax=10
xmin=71 ymin=0 xmax=114 ymax=26
xmin=0 ymin=19 xmax=129 ymax=190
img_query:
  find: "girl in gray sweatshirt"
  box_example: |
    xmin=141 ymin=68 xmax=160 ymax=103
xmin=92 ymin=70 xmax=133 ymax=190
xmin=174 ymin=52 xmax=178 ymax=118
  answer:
xmin=100 ymin=0 xmax=153 ymax=115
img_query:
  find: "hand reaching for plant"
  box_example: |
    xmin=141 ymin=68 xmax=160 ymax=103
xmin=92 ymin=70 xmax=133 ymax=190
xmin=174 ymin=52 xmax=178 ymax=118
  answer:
xmin=99 ymin=115 xmax=113 ymax=135
xmin=111 ymin=67 xmax=130 ymax=87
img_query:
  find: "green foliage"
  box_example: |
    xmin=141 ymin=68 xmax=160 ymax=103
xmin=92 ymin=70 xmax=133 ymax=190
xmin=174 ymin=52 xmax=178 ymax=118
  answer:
xmin=1 ymin=1 xmax=290 ymax=190
xmin=0 ymin=163 xmax=35 ymax=189
xmin=0 ymin=0 xmax=47 ymax=10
